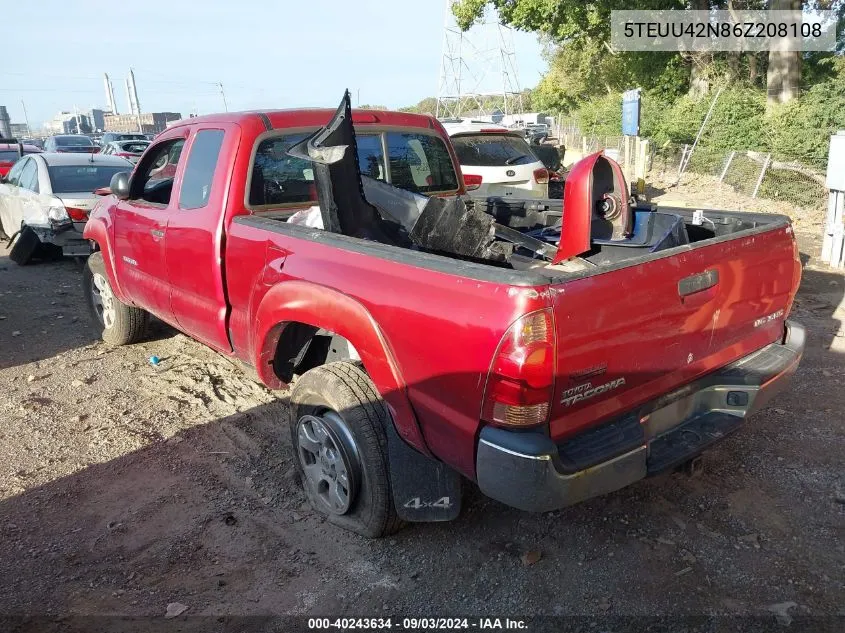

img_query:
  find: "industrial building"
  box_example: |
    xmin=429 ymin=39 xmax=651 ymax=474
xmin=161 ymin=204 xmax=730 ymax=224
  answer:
xmin=103 ymin=112 xmax=182 ymax=134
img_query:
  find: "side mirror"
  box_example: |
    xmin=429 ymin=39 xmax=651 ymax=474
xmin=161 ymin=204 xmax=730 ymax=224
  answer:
xmin=109 ymin=172 xmax=131 ymax=200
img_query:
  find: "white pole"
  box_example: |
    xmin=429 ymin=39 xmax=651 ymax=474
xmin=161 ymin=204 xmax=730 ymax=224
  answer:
xmin=680 ymin=85 xmax=724 ymax=176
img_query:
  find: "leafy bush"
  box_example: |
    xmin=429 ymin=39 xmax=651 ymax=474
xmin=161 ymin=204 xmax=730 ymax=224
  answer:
xmin=768 ymin=74 xmax=845 ymax=170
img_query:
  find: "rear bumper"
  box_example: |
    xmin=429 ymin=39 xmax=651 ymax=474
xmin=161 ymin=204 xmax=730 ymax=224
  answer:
xmin=476 ymin=321 xmax=805 ymax=512
xmin=30 ymin=222 xmax=90 ymax=256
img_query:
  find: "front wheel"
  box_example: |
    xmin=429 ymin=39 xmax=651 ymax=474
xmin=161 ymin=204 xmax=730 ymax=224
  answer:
xmin=83 ymin=252 xmax=149 ymax=345
xmin=289 ymin=362 xmax=403 ymax=538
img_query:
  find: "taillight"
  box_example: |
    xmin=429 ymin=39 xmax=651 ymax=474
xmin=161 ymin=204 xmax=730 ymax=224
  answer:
xmin=533 ymin=168 xmax=549 ymax=185
xmin=482 ymin=309 xmax=555 ymax=428
xmin=66 ymin=207 xmax=89 ymax=221
xmin=463 ymin=174 xmax=483 ymax=191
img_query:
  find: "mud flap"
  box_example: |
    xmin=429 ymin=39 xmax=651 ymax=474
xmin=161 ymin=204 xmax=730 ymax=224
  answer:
xmin=9 ymin=226 xmax=41 ymax=266
xmin=384 ymin=420 xmax=462 ymax=522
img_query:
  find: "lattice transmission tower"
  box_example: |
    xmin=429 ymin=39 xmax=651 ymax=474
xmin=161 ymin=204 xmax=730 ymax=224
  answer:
xmin=436 ymin=0 xmax=524 ymax=121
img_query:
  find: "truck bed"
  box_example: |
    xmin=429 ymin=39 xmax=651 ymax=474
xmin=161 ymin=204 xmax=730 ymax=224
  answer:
xmin=229 ymin=203 xmax=799 ymax=469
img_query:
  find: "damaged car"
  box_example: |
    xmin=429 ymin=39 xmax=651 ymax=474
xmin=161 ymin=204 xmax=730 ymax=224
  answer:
xmin=83 ymin=92 xmax=804 ymax=537
xmin=0 ymin=152 xmax=132 ymax=265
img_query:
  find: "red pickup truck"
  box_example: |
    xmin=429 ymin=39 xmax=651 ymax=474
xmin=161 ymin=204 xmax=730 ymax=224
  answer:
xmin=82 ymin=94 xmax=804 ymax=537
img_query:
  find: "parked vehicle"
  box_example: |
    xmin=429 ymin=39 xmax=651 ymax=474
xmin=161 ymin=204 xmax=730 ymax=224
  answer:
xmin=44 ymin=135 xmax=99 ymax=154
xmin=442 ymin=120 xmax=549 ymax=199
xmin=0 ymin=139 xmax=42 ymax=179
xmin=99 ymin=132 xmax=149 ymax=147
xmin=0 ymin=153 xmax=132 ymax=264
xmin=82 ymin=94 xmax=803 ymax=538
xmin=529 ymin=142 xmax=565 ymax=199
xmin=100 ymin=139 xmax=150 ymax=163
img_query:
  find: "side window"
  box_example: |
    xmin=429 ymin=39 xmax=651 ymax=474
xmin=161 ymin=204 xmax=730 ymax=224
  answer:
xmin=179 ymin=129 xmax=225 ymax=210
xmin=249 ymin=133 xmax=316 ymax=207
xmin=131 ymin=138 xmax=186 ymax=205
xmin=5 ymin=159 xmax=26 ymax=186
xmin=356 ymin=135 xmax=385 ymax=181
xmin=18 ymin=159 xmax=39 ymax=193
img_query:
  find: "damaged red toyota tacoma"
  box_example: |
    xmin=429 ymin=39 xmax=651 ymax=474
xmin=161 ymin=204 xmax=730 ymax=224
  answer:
xmin=82 ymin=93 xmax=804 ymax=537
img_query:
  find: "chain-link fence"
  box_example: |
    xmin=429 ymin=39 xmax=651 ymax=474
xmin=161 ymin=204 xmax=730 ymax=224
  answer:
xmin=551 ymin=121 xmax=826 ymax=213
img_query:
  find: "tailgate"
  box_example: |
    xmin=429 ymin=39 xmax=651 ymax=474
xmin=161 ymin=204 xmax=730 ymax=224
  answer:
xmin=548 ymin=223 xmax=799 ymax=442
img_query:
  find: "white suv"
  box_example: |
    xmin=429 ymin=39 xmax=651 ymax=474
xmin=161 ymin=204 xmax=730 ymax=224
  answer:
xmin=441 ymin=120 xmax=548 ymax=199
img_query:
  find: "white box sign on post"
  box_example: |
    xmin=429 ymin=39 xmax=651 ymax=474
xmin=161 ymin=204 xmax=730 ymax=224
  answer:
xmin=823 ymin=132 xmax=845 ymax=268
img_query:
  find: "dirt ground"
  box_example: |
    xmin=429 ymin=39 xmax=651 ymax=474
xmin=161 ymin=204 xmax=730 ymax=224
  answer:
xmin=1 ymin=184 xmax=843 ymax=631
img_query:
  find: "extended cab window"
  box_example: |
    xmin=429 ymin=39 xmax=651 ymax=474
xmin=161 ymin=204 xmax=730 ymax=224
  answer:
xmin=132 ymin=138 xmax=186 ymax=205
xmin=179 ymin=129 xmax=224 ymax=210
xmin=249 ymin=133 xmax=316 ymax=207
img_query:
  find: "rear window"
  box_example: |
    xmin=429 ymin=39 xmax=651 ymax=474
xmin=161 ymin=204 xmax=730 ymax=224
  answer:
xmin=116 ymin=134 xmax=148 ymax=142
xmin=451 ymin=133 xmax=536 ymax=167
xmin=55 ymin=136 xmax=93 ymax=147
xmin=118 ymin=141 xmax=150 ymax=153
xmin=0 ymin=151 xmax=21 ymax=162
xmin=48 ymin=165 xmax=127 ymax=194
xmin=385 ymin=132 xmax=458 ymax=193
xmin=248 ymin=129 xmax=458 ymax=207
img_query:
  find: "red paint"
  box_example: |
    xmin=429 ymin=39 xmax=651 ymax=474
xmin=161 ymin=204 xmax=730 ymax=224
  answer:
xmin=553 ymin=151 xmax=630 ymax=263
xmin=84 ymin=109 xmax=802 ymax=481
xmin=0 ymin=143 xmax=42 ymax=177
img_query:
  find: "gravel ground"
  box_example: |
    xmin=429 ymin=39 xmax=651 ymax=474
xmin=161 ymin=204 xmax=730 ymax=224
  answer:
xmin=0 ymin=191 xmax=843 ymax=631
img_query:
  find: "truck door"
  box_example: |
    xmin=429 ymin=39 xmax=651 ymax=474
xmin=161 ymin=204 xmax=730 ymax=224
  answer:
xmin=112 ymin=132 xmax=187 ymax=323
xmin=165 ymin=124 xmax=236 ymax=353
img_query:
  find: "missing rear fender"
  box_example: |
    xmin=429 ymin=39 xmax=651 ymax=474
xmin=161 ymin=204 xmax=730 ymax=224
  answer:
xmin=272 ymin=323 xmax=362 ymax=383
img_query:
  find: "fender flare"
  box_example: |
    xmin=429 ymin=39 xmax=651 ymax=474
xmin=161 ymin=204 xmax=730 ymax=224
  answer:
xmin=82 ymin=217 xmax=130 ymax=303
xmin=253 ymin=280 xmax=429 ymax=455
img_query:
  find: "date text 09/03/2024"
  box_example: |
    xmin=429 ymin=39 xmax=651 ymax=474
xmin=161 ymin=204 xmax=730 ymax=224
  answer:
xmin=308 ymin=618 xmax=528 ymax=630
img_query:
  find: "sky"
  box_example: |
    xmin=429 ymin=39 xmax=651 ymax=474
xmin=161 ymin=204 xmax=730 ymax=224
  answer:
xmin=1 ymin=0 xmax=547 ymax=130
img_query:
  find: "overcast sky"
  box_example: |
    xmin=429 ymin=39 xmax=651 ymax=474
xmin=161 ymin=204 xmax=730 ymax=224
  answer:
xmin=2 ymin=0 xmax=546 ymax=129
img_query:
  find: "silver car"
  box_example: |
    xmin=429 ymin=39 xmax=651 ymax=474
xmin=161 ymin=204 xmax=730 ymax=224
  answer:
xmin=0 ymin=153 xmax=132 ymax=264
xmin=100 ymin=139 xmax=150 ymax=163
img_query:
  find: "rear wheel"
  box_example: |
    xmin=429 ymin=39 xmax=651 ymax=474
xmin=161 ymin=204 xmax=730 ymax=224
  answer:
xmin=289 ymin=362 xmax=403 ymax=538
xmin=83 ymin=252 xmax=149 ymax=345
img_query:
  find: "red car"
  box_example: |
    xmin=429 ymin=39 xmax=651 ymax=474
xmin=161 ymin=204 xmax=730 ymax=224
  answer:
xmin=0 ymin=140 xmax=42 ymax=178
xmin=82 ymin=94 xmax=803 ymax=537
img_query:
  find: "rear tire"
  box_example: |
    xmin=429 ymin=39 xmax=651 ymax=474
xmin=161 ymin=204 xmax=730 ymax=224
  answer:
xmin=9 ymin=226 xmax=40 ymax=266
xmin=84 ymin=252 xmax=149 ymax=345
xmin=289 ymin=362 xmax=403 ymax=538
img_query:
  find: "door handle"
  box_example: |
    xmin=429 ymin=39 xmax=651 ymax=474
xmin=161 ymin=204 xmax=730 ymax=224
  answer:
xmin=150 ymin=228 xmax=165 ymax=240
xmin=678 ymin=269 xmax=719 ymax=298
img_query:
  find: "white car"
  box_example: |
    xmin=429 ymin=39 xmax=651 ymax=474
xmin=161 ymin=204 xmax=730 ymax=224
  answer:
xmin=0 ymin=152 xmax=133 ymax=264
xmin=441 ymin=120 xmax=548 ymax=199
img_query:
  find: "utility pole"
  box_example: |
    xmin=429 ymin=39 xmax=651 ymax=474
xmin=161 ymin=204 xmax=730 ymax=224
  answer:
xmin=217 ymin=83 xmax=228 ymax=112
xmin=20 ymin=100 xmax=31 ymax=137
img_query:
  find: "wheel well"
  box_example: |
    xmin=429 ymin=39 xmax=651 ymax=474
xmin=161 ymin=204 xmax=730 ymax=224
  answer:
xmin=272 ymin=322 xmax=361 ymax=383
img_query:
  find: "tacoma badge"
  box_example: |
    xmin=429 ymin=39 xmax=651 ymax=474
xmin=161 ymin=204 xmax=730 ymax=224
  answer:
xmin=561 ymin=377 xmax=626 ymax=407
